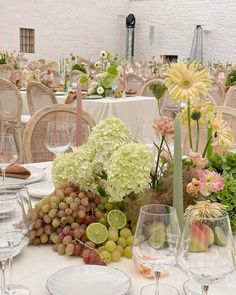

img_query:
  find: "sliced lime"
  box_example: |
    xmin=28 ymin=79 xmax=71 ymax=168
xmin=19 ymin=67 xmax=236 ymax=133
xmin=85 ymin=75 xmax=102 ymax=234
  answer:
xmin=214 ymin=226 xmax=226 ymax=246
xmin=148 ymin=230 xmax=166 ymax=249
xmin=86 ymin=223 xmax=108 ymax=244
xmin=107 ymin=209 xmax=127 ymax=229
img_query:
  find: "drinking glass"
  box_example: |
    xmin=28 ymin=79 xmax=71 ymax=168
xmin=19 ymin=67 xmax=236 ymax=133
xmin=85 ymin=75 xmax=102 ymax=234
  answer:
xmin=133 ymin=204 xmax=180 ymax=295
xmin=0 ymin=190 xmax=31 ymax=295
xmin=6 ymin=188 xmax=33 ymax=295
xmin=176 ymin=208 xmax=236 ymax=295
xmin=0 ymin=134 xmax=18 ymax=187
xmin=45 ymin=121 xmax=70 ymax=156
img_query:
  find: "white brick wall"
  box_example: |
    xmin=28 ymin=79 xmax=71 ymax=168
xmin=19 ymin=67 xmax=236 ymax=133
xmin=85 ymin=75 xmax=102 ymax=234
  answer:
xmin=130 ymin=0 xmax=236 ymax=62
xmin=0 ymin=0 xmax=129 ymax=60
xmin=1 ymin=0 xmax=236 ymax=62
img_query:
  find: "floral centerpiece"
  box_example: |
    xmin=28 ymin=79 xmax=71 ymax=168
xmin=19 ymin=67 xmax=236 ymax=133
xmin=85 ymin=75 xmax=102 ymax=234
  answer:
xmin=66 ymin=53 xmax=87 ymax=73
xmin=86 ymin=51 xmax=123 ymax=97
xmin=0 ymin=50 xmax=25 ymax=69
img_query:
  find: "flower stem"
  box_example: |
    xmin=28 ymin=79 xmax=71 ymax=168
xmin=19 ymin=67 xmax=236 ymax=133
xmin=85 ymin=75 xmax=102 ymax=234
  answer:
xmin=196 ymin=120 xmax=200 ymax=152
xmin=187 ymin=99 xmax=193 ymax=149
xmin=152 ymin=136 xmax=164 ymax=189
xmin=164 ymin=138 xmax=173 ymax=160
xmin=202 ymin=135 xmax=213 ymax=157
xmin=157 ymin=98 xmax=161 ymax=117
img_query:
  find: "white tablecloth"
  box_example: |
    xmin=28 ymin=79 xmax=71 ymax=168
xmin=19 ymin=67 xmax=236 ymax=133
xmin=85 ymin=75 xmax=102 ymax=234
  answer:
xmin=20 ymin=92 xmax=158 ymax=141
xmin=12 ymin=162 xmax=188 ymax=295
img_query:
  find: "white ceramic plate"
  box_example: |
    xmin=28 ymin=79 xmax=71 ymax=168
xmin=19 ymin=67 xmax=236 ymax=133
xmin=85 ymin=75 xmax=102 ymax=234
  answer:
xmin=183 ymin=275 xmax=236 ymax=295
xmin=27 ymin=181 xmax=55 ymax=199
xmin=46 ymin=265 xmax=131 ymax=295
xmin=0 ymin=165 xmax=46 ymax=190
xmin=55 ymin=92 xmax=66 ymax=96
xmin=83 ymin=95 xmax=103 ymax=99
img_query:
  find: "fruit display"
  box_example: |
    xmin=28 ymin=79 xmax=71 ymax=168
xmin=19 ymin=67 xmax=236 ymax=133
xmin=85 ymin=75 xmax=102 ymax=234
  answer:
xmin=30 ymin=183 xmax=135 ymax=265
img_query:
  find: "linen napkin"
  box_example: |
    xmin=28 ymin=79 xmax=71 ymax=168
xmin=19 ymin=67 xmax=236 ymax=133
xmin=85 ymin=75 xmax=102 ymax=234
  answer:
xmin=0 ymin=164 xmax=31 ymax=179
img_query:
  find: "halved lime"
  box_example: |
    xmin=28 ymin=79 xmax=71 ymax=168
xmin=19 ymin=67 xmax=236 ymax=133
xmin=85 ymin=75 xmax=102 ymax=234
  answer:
xmin=86 ymin=223 xmax=108 ymax=244
xmin=214 ymin=226 xmax=226 ymax=246
xmin=107 ymin=209 xmax=127 ymax=229
xmin=148 ymin=231 xmax=166 ymax=249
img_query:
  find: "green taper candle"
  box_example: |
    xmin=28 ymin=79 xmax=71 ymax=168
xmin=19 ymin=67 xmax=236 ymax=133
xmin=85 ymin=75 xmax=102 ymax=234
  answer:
xmin=173 ymin=114 xmax=184 ymax=230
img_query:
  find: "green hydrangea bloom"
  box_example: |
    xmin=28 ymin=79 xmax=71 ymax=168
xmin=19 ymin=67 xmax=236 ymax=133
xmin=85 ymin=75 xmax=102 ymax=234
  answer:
xmin=106 ymin=143 xmax=154 ymax=202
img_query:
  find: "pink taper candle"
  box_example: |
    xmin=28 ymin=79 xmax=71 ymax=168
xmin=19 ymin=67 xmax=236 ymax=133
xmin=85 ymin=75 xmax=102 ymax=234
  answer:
xmin=75 ymin=79 xmax=83 ymax=146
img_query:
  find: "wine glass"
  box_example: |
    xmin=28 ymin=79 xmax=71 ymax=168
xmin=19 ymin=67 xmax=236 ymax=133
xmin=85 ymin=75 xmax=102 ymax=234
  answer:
xmin=69 ymin=123 xmax=90 ymax=149
xmin=6 ymin=188 xmax=33 ymax=295
xmin=45 ymin=121 xmax=70 ymax=156
xmin=0 ymin=134 xmax=18 ymax=188
xmin=133 ymin=204 xmax=181 ymax=295
xmin=0 ymin=190 xmax=31 ymax=295
xmin=176 ymin=208 xmax=236 ymax=295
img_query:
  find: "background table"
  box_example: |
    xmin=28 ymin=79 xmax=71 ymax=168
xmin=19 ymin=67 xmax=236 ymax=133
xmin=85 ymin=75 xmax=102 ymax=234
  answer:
xmin=12 ymin=162 xmax=188 ymax=295
xmin=20 ymin=92 xmax=158 ymax=141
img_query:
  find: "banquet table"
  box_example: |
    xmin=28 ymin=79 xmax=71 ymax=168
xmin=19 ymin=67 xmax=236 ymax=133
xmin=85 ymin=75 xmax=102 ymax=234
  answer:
xmin=11 ymin=161 xmax=189 ymax=295
xmin=20 ymin=91 xmax=158 ymax=141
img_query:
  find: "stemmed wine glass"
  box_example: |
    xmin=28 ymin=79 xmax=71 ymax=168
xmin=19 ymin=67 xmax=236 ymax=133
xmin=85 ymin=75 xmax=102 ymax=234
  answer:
xmin=0 ymin=189 xmax=32 ymax=295
xmin=6 ymin=188 xmax=33 ymax=295
xmin=133 ymin=204 xmax=181 ymax=295
xmin=176 ymin=208 xmax=236 ymax=295
xmin=45 ymin=121 xmax=70 ymax=156
xmin=0 ymin=133 xmax=18 ymax=188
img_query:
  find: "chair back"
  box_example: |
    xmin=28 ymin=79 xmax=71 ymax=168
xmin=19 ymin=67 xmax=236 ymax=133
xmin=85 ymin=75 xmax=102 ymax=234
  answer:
xmin=0 ymin=78 xmax=22 ymax=123
xmin=125 ymin=73 xmax=145 ymax=95
xmin=23 ymin=104 xmax=95 ymax=163
xmin=0 ymin=64 xmax=13 ymax=80
xmin=26 ymin=81 xmax=57 ymax=115
xmin=208 ymin=79 xmax=225 ymax=105
xmin=224 ymin=86 xmax=236 ymax=109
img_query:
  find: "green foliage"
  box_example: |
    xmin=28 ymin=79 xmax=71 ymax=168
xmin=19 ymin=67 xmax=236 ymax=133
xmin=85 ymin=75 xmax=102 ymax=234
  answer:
xmin=80 ymin=75 xmax=88 ymax=84
xmin=207 ymin=154 xmax=224 ymax=173
xmin=149 ymin=82 xmax=167 ymax=100
xmin=225 ymin=70 xmax=236 ymax=87
xmin=72 ymin=63 xmax=87 ymax=74
xmin=0 ymin=51 xmax=7 ymax=64
xmin=107 ymin=65 xmax=118 ymax=77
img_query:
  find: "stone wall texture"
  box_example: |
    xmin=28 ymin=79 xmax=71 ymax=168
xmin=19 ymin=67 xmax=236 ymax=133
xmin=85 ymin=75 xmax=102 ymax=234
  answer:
xmin=1 ymin=0 xmax=235 ymax=62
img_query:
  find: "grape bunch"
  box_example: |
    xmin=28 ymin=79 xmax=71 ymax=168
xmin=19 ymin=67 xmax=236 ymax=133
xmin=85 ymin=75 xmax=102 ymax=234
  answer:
xmin=30 ymin=183 xmax=105 ymax=265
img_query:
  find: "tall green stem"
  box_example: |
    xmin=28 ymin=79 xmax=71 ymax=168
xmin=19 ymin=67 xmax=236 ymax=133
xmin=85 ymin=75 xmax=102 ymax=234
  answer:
xmin=157 ymin=98 xmax=161 ymax=117
xmin=187 ymin=99 xmax=193 ymax=149
xmin=164 ymin=138 xmax=173 ymax=160
xmin=152 ymin=136 xmax=164 ymax=189
xmin=196 ymin=120 xmax=200 ymax=152
xmin=202 ymin=135 xmax=213 ymax=157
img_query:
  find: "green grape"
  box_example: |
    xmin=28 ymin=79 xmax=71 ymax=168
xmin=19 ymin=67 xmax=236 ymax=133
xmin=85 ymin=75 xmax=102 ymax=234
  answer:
xmin=97 ymin=246 xmax=106 ymax=253
xmin=65 ymin=197 xmax=73 ymax=205
xmin=127 ymin=235 xmax=134 ymax=246
xmin=124 ymin=246 xmax=132 ymax=258
xmin=48 ymin=209 xmax=57 ymax=219
xmin=105 ymin=203 xmax=113 ymax=211
xmin=41 ymin=204 xmax=50 ymax=214
xmin=53 ymin=243 xmax=59 ymax=252
xmin=52 ymin=218 xmax=60 ymax=228
xmin=115 ymin=245 xmax=124 ymax=256
xmin=35 ymin=201 xmax=43 ymax=210
xmin=50 ymin=233 xmax=59 ymax=244
xmin=50 ymin=202 xmax=58 ymax=209
xmin=120 ymin=228 xmax=132 ymax=239
xmin=59 ymin=202 xmax=68 ymax=210
xmin=108 ymin=227 xmax=118 ymax=242
xmin=50 ymin=195 xmax=60 ymax=203
xmin=105 ymin=240 xmax=116 ymax=252
xmin=65 ymin=243 xmax=75 ymax=256
xmin=42 ymin=197 xmax=50 ymax=204
xmin=40 ymin=233 xmax=49 ymax=244
xmin=57 ymin=243 xmax=66 ymax=255
xmin=98 ymin=218 xmax=107 ymax=225
xmin=117 ymin=237 xmax=127 ymax=248
xmin=101 ymin=197 xmax=108 ymax=204
xmin=63 ymin=235 xmax=72 ymax=245
xmin=97 ymin=204 xmax=105 ymax=211
xmin=55 ymin=189 xmax=65 ymax=200
xmin=85 ymin=241 xmax=95 ymax=249
xmin=43 ymin=214 xmax=51 ymax=224
xmin=100 ymin=250 xmax=111 ymax=263
xmin=70 ymin=202 xmax=77 ymax=211
xmin=111 ymin=250 xmax=121 ymax=262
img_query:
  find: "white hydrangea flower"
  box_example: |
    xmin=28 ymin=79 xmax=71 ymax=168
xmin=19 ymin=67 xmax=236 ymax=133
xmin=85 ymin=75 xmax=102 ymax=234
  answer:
xmin=97 ymin=86 xmax=104 ymax=95
xmin=106 ymin=143 xmax=154 ymax=202
xmin=100 ymin=50 xmax=108 ymax=59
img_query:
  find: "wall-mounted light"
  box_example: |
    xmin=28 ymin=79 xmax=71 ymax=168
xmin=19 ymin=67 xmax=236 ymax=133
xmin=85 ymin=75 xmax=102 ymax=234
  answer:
xmin=149 ymin=25 xmax=155 ymax=45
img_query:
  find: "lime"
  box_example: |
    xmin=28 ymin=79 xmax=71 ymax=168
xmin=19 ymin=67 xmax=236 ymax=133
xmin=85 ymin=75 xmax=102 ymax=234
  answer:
xmin=214 ymin=226 xmax=226 ymax=246
xmin=86 ymin=223 xmax=108 ymax=244
xmin=107 ymin=209 xmax=127 ymax=229
xmin=148 ymin=231 xmax=166 ymax=249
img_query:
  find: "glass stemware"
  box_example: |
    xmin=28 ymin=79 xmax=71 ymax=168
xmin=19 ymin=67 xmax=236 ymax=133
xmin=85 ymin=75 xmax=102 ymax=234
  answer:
xmin=45 ymin=121 xmax=70 ymax=156
xmin=133 ymin=204 xmax=180 ymax=295
xmin=0 ymin=190 xmax=31 ymax=295
xmin=176 ymin=208 xmax=236 ymax=295
xmin=0 ymin=134 xmax=18 ymax=188
xmin=6 ymin=188 xmax=33 ymax=295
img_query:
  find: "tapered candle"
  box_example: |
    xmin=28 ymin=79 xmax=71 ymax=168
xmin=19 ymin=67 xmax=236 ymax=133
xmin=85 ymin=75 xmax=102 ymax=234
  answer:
xmin=75 ymin=79 xmax=83 ymax=146
xmin=173 ymin=115 xmax=184 ymax=230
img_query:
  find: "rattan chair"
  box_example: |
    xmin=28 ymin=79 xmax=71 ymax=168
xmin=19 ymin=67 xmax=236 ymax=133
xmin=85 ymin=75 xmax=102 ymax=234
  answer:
xmin=0 ymin=78 xmax=24 ymax=161
xmin=23 ymin=104 xmax=96 ymax=163
xmin=0 ymin=64 xmax=13 ymax=80
xmin=26 ymin=81 xmax=57 ymax=115
xmin=125 ymin=73 xmax=145 ymax=95
xmin=224 ymin=86 xmax=236 ymax=109
xmin=209 ymin=79 xmax=225 ymax=105
xmin=183 ymin=106 xmax=236 ymax=154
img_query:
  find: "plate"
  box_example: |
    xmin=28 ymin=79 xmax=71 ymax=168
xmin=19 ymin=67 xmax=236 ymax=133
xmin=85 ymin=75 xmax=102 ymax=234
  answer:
xmin=83 ymin=95 xmax=103 ymax=99
xmin=27 ymin=181 xmax=55 ymax=199
xmin=55 ymin=92 xmax=66 ymax=96
xmin=0 ymin=165 xmax=46 ymax=190
xmin=46 ymin=265 xmax=131 ymax=295
xmin=183 ymin=275 xmax=236 ymax=295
